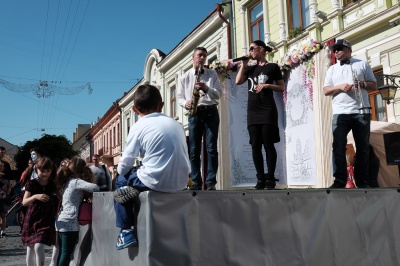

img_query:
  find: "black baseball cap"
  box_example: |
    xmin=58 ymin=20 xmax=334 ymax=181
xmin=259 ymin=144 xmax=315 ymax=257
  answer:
xmin=329 ymin=39 xmax=352 ymax=50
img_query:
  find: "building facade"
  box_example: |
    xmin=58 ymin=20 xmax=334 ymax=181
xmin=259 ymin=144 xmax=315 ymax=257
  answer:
xmin=232 ymin=0 xmax=400 ymax=186
xmin=73 ymin=1 xmax=399 ymax=188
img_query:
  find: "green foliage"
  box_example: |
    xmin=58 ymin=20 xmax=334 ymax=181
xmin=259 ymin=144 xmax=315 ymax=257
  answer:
xmin=14 ymin=134 xmax=79 ymax=171
xmin=288 ymin=26 xmax=304 ymax=40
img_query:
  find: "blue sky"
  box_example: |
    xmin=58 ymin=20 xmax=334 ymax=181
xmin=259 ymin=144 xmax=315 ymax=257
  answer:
xmin=0 ymin=0 xmax=221 ymax=146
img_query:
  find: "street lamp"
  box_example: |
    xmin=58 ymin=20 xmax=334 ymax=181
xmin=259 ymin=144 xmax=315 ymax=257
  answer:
xmin=377 ymin=74 xmax=399 ymax=104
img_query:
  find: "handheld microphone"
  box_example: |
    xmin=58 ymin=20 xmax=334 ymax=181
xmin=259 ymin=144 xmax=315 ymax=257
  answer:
xmin=232 ymin=56 xmax=249 ymax=62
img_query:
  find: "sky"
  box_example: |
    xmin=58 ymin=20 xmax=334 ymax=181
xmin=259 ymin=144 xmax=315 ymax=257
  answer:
xmin=0 ymin=0 xmax=222 ymax=147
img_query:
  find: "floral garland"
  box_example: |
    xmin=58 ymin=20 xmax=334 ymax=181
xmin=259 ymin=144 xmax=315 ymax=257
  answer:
xmin=279 ymin=40 xmax=322 ymax=107
xmin=278 ymin=40 xmax=322 ymax=71
xmin=209 ymin=40 xmax=322 ymax=82
xmin=209 ymin=59 xmax=259 ymax=81
xmin=209 ymin=59 xmax=239 ymax=82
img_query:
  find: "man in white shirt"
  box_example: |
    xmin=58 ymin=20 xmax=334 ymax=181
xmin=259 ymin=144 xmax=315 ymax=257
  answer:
xmin=177 ymin=47 xmax=222 ymax=190
xmin=323 ymin=39 xmax=377 ymax=188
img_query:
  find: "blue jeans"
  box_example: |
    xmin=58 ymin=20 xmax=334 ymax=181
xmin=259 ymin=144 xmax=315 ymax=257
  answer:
xmin=332 ymin=114 xmax=370 ymax=186
xmin=188 ymin=105 xmax=220 ymax=186
xmin=114 ymin=170 xmax=150 ymax=229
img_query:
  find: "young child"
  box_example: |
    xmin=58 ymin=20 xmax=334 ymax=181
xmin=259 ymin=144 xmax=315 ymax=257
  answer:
xmin=114 ymin=84 xmax=190 ymax=250
xmin=21 ymin=156 xmax=58 ymax=266
xmin=345 ymin=153 xmax=356 ymax=188
xmin=0 ymin=174 xmax=8 ymax=238
xmin=55 ymin=157 xmax=99 ymax=266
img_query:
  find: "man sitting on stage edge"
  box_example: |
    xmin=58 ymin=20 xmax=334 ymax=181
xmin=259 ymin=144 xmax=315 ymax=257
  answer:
xmin=113 ymin=84 xmax=190 ymax=250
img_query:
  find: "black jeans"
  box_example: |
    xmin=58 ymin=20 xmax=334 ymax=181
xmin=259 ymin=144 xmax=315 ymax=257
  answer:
xmin=58 ymin=231 xmax=79 ymax=266
xmin=248 ymin=124 xmax=277 ymax=176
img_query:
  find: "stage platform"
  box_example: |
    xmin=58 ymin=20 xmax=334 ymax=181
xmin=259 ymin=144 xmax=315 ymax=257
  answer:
xmin=72 ymin=188 xmax=400 ymax=266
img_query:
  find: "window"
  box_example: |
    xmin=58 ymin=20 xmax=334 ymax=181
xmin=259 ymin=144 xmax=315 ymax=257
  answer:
xmin=208 ymin=55 xmax=217 ymax=67
xmin=249 ymin=1 xmax=264 ymax=41
xmin=113 ymin=126 xmax=116 ymax=147
xmin=127 ymin=117 xmax=131 ymax=135
xmin=117 ymin=123 xmax=120 ymax=145
xmin=287 ymin=0 xmax=310 ymax=33
xmin=369 ymin=70 xmax=387 ymax=122
xmin=344 ymin=0 xmax=359 ymax=7
xmin=170 ymin=85 xmax=177 ymax=118
xmin=109 ymin=130 xmax=112 ymax=151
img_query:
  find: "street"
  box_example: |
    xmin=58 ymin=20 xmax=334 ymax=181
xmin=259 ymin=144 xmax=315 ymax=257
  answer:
xmin=1 ymin=206 xmax=54 ymax=266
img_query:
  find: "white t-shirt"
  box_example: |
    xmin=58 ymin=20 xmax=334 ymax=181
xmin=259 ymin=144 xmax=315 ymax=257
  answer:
xmin=324 ymin=58 xmax=376 ymax=115
xmin=117 ymin=113 xmax=190 ymax=192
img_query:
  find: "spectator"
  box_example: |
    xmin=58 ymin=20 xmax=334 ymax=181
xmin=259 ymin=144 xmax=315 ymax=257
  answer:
xmin=0 ymin=161 xmax=11 ymax=238
xmin=345 ymin=152 xmax=356 ymax=188
xmin=21 ymin=157 xmax=58 ymax=266
xmin=113 ymin=84 xmax=190 ymax=250
xmin=21 ymin=148 xmax=43 ymax=188
xmin=89 ymin=154 xmax=112 ymax=192
xmin=55 ymin=157 xmax=99 ymax=266
xmin=0 ymin=146 xmax=11 ymax=180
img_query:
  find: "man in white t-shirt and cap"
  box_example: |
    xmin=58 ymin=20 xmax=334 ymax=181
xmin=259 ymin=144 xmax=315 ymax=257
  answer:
xmin=90 ymin=154 xmax=112 ymax=191
xmin=323 ymin=39 xmax=377 ymax=188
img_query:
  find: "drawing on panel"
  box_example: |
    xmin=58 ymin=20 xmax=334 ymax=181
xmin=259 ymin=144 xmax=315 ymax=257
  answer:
xmin=231 ymin=155 xmax=254 ymax=186
xmin=286 ymin=83 xmax=308 ymax=128
xmin=289 ymin=138 xmax=312 ymax=181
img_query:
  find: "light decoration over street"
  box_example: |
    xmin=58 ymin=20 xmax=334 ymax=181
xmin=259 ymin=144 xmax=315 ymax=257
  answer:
xmin=0 ymin=78 xmax=93 ymax=98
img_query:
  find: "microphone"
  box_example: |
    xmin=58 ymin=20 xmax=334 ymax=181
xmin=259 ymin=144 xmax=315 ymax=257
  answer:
xmin=232 ymin=56 xmax=249 ymax=62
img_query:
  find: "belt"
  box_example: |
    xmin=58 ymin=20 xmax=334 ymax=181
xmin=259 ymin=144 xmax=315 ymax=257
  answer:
xmin=197 ymin=105 xmax=217 ymax=111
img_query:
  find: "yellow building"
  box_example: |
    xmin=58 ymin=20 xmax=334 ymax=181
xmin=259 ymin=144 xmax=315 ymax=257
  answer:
xmin=232 ymin=0 xmax=400 ymax=187
xmin=233 ymin=0 xmax=399 ymax=122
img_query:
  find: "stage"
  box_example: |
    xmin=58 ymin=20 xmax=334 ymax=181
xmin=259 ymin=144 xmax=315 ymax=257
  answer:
xmin=70 ymin=188 xmax=400 ymax=266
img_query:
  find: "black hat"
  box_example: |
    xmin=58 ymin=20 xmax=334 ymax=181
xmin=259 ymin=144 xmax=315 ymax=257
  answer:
xmin=329 ymin=39 xmax=352 ymax=50
xmin=253 ymin=40 xmax=273 ymax=52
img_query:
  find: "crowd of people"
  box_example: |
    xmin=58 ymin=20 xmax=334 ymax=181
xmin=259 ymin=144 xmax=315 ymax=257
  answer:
xmin=0 ymin=147 xmax=108 ymax=265
xmin=0 ymin=38 xmax=383 ymax=264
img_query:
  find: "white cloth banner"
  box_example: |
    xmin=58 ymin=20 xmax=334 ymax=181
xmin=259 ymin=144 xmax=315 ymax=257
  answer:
xmin=285 ymin=64 xmax=317 ymax=185
xmin=226 ymin=73 xmax=286 ymax=187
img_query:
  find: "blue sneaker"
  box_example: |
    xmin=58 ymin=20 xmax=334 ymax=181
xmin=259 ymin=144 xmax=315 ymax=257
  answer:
xmin=116 ymin=229 xmax=137 ymax=250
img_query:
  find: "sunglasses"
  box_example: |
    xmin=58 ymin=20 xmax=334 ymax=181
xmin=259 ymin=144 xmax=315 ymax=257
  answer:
xmin=249 ymin=46 xmax=260 ymax=52
xmin=334 ymin=47 xmax=345 ymax=52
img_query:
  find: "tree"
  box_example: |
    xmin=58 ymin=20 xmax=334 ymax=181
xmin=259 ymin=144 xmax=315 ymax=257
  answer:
xmin=14 ymin=134 xmax=79 ymax=171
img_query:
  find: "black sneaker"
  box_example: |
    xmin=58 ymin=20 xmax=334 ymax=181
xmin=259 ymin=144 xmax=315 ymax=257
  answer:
xmin=206 ymin=184 xmax=216 ymax=190
xmin=253 ymin=181 xmax=265 ymax=190
xmin=356 ymin=182 xmax=367 ymax=188
xmin=329 ymin=180 xmax=346 ymax=188
xmin=264 ymin=179 xmax=278 ymax=190
xmin=189 ymin=183 xmax=202 ymax=190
